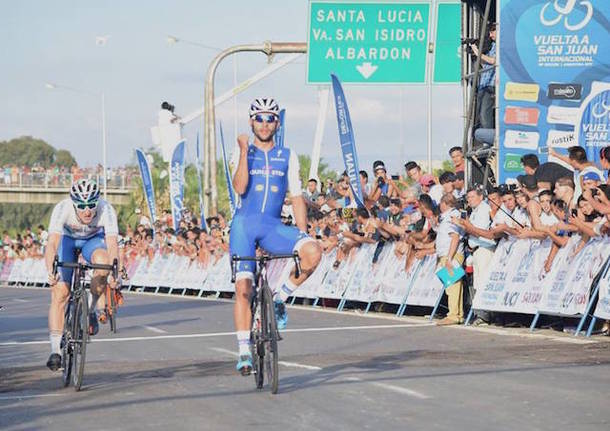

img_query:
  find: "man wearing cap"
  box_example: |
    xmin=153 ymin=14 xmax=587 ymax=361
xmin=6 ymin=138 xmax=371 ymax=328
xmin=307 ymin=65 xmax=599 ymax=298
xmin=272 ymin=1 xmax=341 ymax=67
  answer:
xmin=420 ymin=174 xmax=443 ymax=206
xmin=370 ymin=160 xmax=398 ymax=202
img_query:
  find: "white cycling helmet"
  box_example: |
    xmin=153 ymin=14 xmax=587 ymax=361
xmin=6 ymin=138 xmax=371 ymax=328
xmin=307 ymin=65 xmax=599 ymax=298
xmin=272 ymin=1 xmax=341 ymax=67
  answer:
xmin=70 ymin=179 xmax=100 ymax=206
xmin=248 ymin=97 xmax=279 ymax=117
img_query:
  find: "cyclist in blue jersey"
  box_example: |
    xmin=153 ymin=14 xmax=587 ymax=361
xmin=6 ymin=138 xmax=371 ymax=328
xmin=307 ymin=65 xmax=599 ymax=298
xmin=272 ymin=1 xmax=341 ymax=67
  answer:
xmin=44 ymin=179 xmax=120 ymax=371
xmin=230 ymin=98 xmax=322 ymax=375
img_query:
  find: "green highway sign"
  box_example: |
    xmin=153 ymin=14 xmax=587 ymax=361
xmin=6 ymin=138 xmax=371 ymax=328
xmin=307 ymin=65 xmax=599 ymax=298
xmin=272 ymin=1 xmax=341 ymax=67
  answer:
xmin=307 ymin=1 xmax=431 ymax=84
xmin=433 ymin=2 xmax=461 ymax=83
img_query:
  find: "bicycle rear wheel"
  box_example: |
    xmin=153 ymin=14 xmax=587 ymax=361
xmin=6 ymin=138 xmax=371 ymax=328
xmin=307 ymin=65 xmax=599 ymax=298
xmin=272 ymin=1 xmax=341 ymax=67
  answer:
xmin=61 ymin=302 xmax=73 ymax=387
xmin=262 ymin=283 xmax=279 ymax=394
xmin=72 ymin=287 xmax=88 ymax=391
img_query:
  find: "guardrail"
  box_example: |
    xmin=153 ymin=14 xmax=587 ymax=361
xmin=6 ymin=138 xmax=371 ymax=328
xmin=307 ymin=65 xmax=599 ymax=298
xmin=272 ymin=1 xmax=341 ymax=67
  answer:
xmin=0 ymin=172 xmax=136 ymax=190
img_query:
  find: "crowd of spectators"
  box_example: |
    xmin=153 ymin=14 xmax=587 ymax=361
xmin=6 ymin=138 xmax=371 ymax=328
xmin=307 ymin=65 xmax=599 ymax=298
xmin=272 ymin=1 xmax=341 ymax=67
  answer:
xmin=2 ymin=145 xmax=610 ymax=334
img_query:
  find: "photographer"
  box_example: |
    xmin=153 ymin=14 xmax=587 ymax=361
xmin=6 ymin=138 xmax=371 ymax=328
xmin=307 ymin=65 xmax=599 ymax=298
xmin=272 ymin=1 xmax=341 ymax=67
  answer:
xmin=370 ymin=160 xmax=399 ymax=202
xmin=469 ymin=23 xmax=497 ymax=130
xmin=452 ymin=187 xmax=495 ymax=325
xmin=158 ymin=101 xmax=178 ymax=125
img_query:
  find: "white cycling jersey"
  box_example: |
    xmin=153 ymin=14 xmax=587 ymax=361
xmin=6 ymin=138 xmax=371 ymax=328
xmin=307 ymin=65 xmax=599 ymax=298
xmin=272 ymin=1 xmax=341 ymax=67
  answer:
xmin=48 ymin=198 xmax=119 ymax=239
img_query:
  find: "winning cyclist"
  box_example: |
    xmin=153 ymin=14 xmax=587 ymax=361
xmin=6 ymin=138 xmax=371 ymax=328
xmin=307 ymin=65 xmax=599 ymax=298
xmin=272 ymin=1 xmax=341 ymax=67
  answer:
xmin=44 ymin=179 xmax=120 ymax=371
xmin=230 ymin=98 xmax=322 ymax=375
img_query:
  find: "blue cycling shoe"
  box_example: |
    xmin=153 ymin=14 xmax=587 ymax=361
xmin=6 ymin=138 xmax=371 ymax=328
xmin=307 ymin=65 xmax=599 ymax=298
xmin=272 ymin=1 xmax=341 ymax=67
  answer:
xmin=236 ymin=354 xmax=253 ymax=376
xmin=274 ymin=300 xmax=288 ymax=330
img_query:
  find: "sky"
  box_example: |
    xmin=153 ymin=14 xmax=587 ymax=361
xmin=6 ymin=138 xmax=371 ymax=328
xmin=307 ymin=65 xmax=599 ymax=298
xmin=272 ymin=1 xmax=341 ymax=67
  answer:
xmin=1 ymin=0 xmax=464 ymax=175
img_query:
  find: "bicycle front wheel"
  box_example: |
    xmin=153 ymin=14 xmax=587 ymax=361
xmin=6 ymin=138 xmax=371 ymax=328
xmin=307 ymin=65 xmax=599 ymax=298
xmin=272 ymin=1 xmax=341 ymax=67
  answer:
xmin=262 ymin=284 xmax=279 ymax=394
xmin=108 ymin=287 xmax=117 ymax=334
xmin=61 ymin=302 xmax=73 ymax=387
xmin=72 ymin=288 xmax=88 ymax=391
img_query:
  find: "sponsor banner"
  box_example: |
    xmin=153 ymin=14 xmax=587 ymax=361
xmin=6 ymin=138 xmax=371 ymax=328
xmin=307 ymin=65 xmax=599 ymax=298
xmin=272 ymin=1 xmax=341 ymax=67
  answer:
xmin=504 ymin=106 xmax=540 ymax=126
xmin=218 ymin=123 xmax=236 ymax=216
xmin=498 ymin=0 xmax=610 ymax=183
xmin=593 ymin=258 xmax=610 ymax=320
xmin=169 ymin=140 xmax=186 ymax=232
xmin=547 ymin=83 xmax=582 ymax=100
xmin=546 ymin=129 xmax=576 ymax=148
xmin=274 ymin=109 xmax=286 ymax=148
xmin=538 ymin=236 xmax=610 ymax=316
xmin=575 ymin=85 xmax=610 ymax=163
xmin=405 ymin=255 xmax=445 ymax=307
xmin=194 ymin=133 xmax=207 ymax=231
xmin=135 ymin=148 xmax=157 ymax=225
xmin=503 ymin=153 xmax=524 ymax=173
xmin=546 ymin=105 xmax=579 ymax=125
xmin=504 ymin=82 xmax=540 ymax=102
xmin=504 ymin=130 xmax=540 ymax=150
xmin=330 ymin=74 xmax=364 ymax=207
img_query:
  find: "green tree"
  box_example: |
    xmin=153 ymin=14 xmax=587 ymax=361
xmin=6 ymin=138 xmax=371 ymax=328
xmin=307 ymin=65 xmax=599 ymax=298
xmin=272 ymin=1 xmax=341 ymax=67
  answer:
xmin=0 ymin=136 xmax=76 ymax=167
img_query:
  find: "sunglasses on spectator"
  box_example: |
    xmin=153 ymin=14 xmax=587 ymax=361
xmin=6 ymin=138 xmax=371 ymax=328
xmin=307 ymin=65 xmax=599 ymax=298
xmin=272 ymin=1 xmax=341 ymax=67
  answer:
xmin=74 ymin=202 xmax=98 ymax=211
xmin=252 ymin=114 xmax=278 ymax=123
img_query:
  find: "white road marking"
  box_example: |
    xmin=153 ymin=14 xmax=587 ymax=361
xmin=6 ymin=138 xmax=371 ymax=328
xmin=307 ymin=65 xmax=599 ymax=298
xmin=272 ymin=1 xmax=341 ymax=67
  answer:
xmin=210 ymin=347 xmax=322 ymax=371
xmin=345 ymin=376 xmax=430 ymax=399
xmin=141 ymin=325 xmax=167 ymax=334
xmin=0 ymin=323 xmax=428 ymax=347
xmin=13 ymin=298 xmax=29 ymax=303
xmin=0 ymin=393 xmax=65 ymax=401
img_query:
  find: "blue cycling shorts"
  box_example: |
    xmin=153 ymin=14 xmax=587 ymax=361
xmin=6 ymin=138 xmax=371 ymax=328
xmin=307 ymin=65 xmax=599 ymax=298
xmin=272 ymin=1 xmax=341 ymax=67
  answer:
xmin=229 ymin=214 xmax=311 ymax=281
xmin=57 ymin=233 xmax=107 ymax=282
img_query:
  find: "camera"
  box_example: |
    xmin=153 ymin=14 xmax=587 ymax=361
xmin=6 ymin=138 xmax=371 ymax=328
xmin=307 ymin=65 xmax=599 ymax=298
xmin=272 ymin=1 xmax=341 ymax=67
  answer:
xmin=591 ymin=188 xmax=599 ymax=197
xmin=391 ymin=174 xmax=399 ymax=180
xmin=498 ymin=183 xmax=517 ymax=194
xmin=461 ymin=37 xmax=479 ymax=55
xmin=377 ymin=176 xmax=385 ymax=185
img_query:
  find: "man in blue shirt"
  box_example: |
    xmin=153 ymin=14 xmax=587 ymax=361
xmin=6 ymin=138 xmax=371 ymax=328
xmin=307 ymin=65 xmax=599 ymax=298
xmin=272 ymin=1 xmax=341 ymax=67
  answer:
xmin=230 ymin=98 xmax=322 ymax=375
xmin=470 ymin=23 xmax=497 ymax=130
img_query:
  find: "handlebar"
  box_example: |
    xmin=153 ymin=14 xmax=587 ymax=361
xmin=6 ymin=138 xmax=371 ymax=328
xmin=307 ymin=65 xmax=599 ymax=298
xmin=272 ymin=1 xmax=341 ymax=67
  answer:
xmin=53 ymin=256 xmax=119 ymax=280
xmin=230 ymin=252 xmax=302 ymax=283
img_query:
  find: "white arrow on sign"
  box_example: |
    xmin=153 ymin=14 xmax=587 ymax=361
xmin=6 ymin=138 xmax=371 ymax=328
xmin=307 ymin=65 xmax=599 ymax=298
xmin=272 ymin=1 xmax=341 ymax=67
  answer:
xmin=356 ymin=62 xmax=378 ymax=79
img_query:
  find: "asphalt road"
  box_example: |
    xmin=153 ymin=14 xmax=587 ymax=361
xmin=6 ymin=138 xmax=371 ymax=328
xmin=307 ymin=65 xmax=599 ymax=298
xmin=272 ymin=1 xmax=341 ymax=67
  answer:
xmin=1 ymin=286 xmax=609 ymax=431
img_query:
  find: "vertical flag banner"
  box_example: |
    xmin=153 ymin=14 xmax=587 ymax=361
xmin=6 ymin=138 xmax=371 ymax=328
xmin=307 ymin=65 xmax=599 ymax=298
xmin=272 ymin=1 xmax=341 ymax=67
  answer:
xmin=169 ymin=140 xmax=186 ymax=231
xmin=135 ymin=148 xmax=157 ymax=224
xmin=275 ymin=108 xmax=286 ymax=148
xmin=330 ymin=73 xmax=364 ymax=207
xmin=498 ymin=0 xmax=610 ymax=182
xmin=195 ymin=133 xmax=207 ymax=231
xmin=219 ymin=122 xmax=236 ymax=215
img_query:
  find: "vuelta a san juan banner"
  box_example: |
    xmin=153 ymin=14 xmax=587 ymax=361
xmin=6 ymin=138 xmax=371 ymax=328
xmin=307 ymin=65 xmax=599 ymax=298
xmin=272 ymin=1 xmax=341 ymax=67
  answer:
xmin=135 ymin=148 xmax=157 ymax=225
xmin=169 ymin=140 xmax=186 ymax=231
xmin=497 ymin=0 xmax=610 ymax=182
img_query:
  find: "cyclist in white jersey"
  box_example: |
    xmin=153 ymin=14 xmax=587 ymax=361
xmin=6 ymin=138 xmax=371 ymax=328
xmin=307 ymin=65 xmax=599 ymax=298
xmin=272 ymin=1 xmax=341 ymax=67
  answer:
xmin=44 ymin=179 xmax=120 ymax=371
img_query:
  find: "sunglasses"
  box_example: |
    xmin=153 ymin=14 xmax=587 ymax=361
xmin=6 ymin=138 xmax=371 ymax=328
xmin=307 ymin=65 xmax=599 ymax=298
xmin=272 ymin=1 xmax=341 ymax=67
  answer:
xmin=74 ymin=202 xmax=98 ymax=211
xmin=252 ymin=114 xmax=278 ymax=123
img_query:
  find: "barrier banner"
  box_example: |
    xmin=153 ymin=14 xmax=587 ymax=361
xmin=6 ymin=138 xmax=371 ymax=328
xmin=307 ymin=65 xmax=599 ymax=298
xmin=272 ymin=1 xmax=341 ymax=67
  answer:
xmin=593 ymin=258 xmax=610 ymax=320
xmin=497 ymin=0 xmax=610 ymax=182
xmin=406 ymin=255 xmax=445 ymax=307
xmin=472 ymin=238 xmax=551 ymax=313
xmin=538 ymin=236 xmax=610 ymax=316
xmin=0 ymin=259 xmax=14 ymax=282
xmin=342 ymin=244 xmax=378 ymax=302
xmin=169 ymin=140 xmax=186 ymax=231
xmin=330 ymin=74 xmax=364 ymax=207
xmin=135 ymin=148 xmax=157 ymax=225
xmin=375 ymin=253 xmax=412 ymax=304
xmin=295 ymin=251 xmax=336 ymax=299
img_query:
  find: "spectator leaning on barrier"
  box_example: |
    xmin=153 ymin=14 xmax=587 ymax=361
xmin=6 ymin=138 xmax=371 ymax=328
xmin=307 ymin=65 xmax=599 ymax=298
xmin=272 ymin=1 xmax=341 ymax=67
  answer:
xmin=434 ymin=193 xmax=465 ymax=326
xmin=520 ymin=153 xmax=573 ymax=192
xmin=550 ymin=146 xmax=605 ymax=204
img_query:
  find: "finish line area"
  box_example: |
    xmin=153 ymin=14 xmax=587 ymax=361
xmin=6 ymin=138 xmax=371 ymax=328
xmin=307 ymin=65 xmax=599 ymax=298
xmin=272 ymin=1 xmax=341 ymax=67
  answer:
xmin=1 ymin=287 xmax=609 ymax=430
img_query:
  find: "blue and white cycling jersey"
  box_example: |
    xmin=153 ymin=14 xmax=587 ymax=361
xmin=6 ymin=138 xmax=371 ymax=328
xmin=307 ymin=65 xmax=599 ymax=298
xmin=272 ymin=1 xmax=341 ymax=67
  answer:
xmin=229 ymin=142 xmax=310 ymax=280
xmin=231 ymin=143 xmax=302 ymax=218
xmin=48 ymin=198 xmax=119 ymax=281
